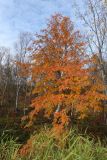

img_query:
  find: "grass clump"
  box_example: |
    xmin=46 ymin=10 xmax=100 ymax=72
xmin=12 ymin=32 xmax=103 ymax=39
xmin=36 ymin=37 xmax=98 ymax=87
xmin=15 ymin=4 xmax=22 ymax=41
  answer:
xmin=20 ymin=127 xmax=107 ymax=160
xmin=0 ymin=134 xmax=20 ymax=160
xmin=0 ymin=127 xmax=107 ymax=160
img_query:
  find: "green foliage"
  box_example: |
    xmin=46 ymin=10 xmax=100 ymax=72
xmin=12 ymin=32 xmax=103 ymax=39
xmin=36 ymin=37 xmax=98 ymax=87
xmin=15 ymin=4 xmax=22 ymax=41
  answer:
xmin=22 ymin=128 xmax=107 ymax=160
xmin=0 ymin=127 xmax=107 ymax=160
xmin=0 ymin=134 xmax=20 ymax=160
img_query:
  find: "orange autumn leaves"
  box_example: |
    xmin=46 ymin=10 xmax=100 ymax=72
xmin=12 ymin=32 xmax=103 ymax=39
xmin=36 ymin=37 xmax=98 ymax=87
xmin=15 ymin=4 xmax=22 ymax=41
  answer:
xmin=22 ymin=14 xmax=107 ymax=130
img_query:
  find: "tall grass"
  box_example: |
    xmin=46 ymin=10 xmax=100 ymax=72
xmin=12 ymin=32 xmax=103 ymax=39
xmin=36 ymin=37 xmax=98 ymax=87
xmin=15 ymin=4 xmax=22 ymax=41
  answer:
xmin=0 ymin=127 xmax=107 ymax=160
xmin=0 ymin=134 xmax=20 ymax=160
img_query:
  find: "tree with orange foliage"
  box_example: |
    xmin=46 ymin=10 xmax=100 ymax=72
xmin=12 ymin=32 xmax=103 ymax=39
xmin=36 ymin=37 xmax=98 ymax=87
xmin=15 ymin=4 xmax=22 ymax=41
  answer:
xmin=23 ymin=14 xmax=107 ymax=132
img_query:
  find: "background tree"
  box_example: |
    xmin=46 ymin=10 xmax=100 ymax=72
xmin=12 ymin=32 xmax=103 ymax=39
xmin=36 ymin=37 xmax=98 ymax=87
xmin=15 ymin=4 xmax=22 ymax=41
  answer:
xmin=0 ymin=33 xmax=33 ymax=118
xmin=75 ymin=0 xmax=107 ymax=123
xmin=14 ymin=32 xmax=33 ymax=114
xmin=0 ymin=47 xmax=16 ymax=115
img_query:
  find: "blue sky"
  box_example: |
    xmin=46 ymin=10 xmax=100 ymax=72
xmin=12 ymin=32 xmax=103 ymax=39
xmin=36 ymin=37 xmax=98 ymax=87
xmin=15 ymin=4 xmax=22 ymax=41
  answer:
xmin=0 ymin=0 xmax=83 ymax=49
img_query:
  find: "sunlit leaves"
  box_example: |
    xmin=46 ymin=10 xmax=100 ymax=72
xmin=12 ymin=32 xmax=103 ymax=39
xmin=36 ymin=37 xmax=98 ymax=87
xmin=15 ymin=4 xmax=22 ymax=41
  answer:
xmin=23 ymin=14 xmax=107 ymax=131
